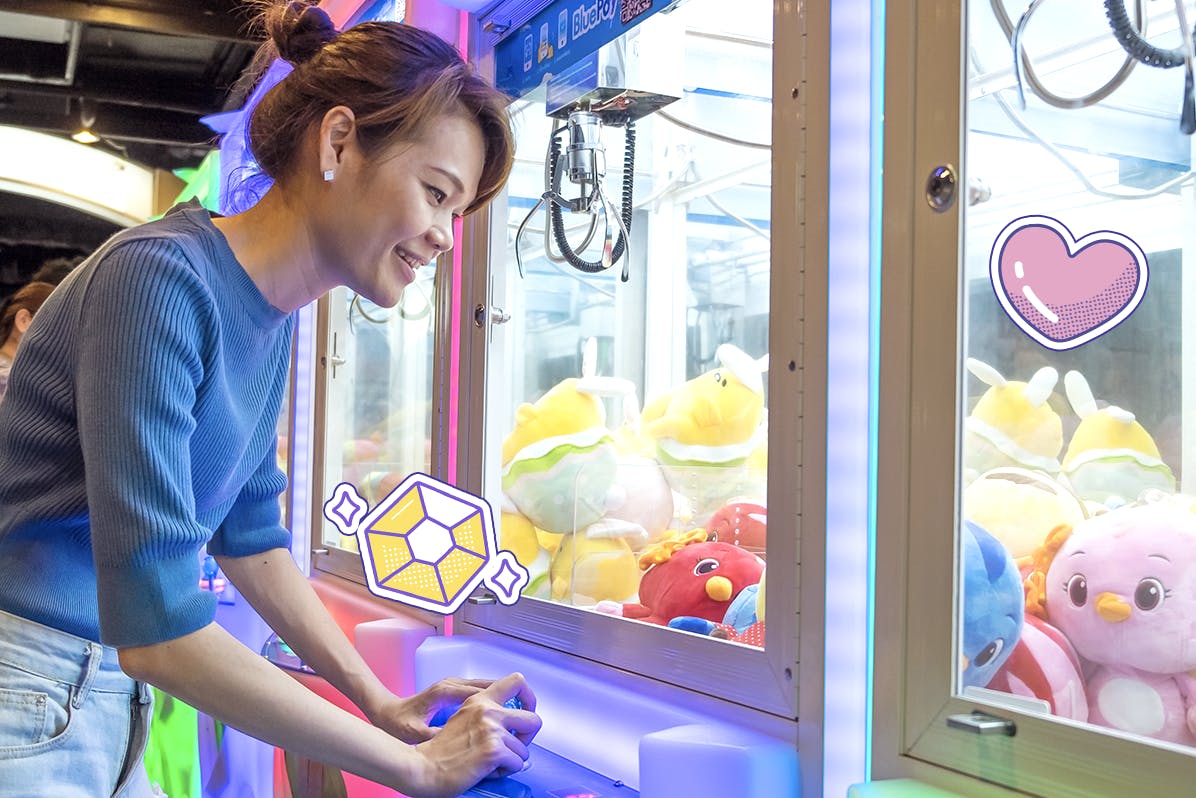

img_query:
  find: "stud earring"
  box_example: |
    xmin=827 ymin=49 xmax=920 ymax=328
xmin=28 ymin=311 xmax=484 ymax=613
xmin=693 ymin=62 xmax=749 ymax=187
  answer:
xmin=322 ymin=169 xmax=334 ymax=182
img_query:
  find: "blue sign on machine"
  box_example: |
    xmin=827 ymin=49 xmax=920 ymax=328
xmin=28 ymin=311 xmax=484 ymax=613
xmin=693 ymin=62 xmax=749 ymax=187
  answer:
xmin=493 ymin=0 xmax=667 ymax=98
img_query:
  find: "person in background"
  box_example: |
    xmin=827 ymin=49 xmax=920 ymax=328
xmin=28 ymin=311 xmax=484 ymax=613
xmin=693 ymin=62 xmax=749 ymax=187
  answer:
xmin=30 ymin=254 xmax=84 ymax=286
xmin=0 ymin=280 xmax=54 ymax=402
xmin=0 ymin=3 xmax=537 ymax=797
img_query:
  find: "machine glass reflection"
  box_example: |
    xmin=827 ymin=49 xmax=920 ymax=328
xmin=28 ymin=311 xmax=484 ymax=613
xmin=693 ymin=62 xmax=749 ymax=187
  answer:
xmin=957 ymin=0 xmax=1196 ymax=752
xmin=320 ymin=272 xmax=438 ymax=555
xmin=492 ymin=0 xmax=772 ymax=647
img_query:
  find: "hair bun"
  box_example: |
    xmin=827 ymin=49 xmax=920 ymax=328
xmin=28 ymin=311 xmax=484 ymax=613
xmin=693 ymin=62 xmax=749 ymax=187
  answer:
xmin=270 ymin=1 xmax=337 ymax=65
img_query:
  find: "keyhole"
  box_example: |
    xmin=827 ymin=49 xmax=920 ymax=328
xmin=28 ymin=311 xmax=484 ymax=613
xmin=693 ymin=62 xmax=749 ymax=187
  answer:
xmin=925 ymin=164 xmax=958 ymax=212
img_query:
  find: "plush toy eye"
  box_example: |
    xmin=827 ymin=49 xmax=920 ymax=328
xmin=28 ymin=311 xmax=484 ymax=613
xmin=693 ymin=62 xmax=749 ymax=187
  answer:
xmin=694 ymin=558 xmax=720 ymax=576
xmin=1134 ymin=577 xmax=1166 ymax=611
xmin=974 ymin=638 xmax=1004 ymax=667
xmin=1066 ymin=574 xmax=1088 ymax=607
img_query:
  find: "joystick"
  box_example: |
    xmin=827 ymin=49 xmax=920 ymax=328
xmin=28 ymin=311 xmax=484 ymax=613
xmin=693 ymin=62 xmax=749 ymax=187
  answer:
xmin=429 ymin=696 xmax=523 ymax=728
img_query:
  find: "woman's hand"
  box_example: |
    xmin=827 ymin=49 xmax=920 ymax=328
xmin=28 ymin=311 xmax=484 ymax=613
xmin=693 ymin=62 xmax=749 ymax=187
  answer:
xmin=411 ymin=672 xmax=541 ymax=798
xmin=368 ymin=676 xmax=495 ymax=743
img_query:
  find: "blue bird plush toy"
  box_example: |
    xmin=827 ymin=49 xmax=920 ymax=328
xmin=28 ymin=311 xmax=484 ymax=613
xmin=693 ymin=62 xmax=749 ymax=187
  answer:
xmin=961 ymin=520 xmax=1024 ymax=689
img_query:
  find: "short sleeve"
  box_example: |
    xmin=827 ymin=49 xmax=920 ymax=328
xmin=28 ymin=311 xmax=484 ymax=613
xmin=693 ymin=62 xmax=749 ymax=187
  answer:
xmin=208 ymin=442 xmax=292 ymax=557
xmin=78 ymin=239 xmax=219 ymax=647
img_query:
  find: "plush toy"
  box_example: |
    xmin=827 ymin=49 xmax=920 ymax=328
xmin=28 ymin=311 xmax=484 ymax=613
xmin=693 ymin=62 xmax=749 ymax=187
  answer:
xmin=989 ymin=517 xmax=1088 ymax=722
xmin=619 ymin=530 xmax=765 ymax=626
xmin=705 ymin=499 xmax=767 ymax=557
xmin=986 ymin=613 xmax=1088 ymax=721
xmin=500 ymin=377 xmax=621 ymax=535
xmin=669 ymin=568 xmax=766 ymax=647
xmin=642 ymin=344 xmax=768 ymax=517
xmin=548 ymin=524 xmax=643 ymax=606
xmin=499 ymin=497 xmax=551 ymax=598
xmin=962 ymin=467 xmax=1088 ymax=565
xmin=536 ymin=528 xmax=564 ymax=556
xmin=1039 ymin=498 xmax=1196 ymax=745
xmin=963 ymin=359 xmax=1063 ymax=486
xmin=601 ymin=455 xmax=676 ymax=549
xmin=721 ymin=581 xmax=760 ymax=631
xmin=961 ymin=521 xmax=1024 ymax=689
xmin=360 ymin=469 xmax=405 ymax=507
xmin=1061 ymin=370 xmax=1175 ymax=508
xmin=746 ymin=418 xmax=768 ymax=474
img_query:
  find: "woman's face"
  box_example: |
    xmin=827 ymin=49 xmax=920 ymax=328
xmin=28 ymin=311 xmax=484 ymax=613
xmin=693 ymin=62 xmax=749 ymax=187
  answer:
xmin=318 ymin=113 xmax=485 ymax=308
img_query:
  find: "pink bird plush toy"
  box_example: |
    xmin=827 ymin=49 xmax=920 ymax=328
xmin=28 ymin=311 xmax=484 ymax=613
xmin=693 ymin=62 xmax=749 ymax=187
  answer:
xmin=1043 ymin=497 xmax=1196 ymax=745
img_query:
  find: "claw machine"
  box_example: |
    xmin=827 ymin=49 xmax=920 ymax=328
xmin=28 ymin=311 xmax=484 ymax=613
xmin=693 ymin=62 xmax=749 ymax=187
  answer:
xmin=303 ymin=0 xmax=880 ymax=794
xmin=414 ymin=0 xmax=874 ymax=793
xmin=873 ymin=0 xmax=1196 ymax=795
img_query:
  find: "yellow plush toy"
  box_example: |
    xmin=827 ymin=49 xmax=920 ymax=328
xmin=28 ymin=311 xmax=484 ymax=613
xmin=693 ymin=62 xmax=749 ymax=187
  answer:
xmin=642 ymin=344 xmax=768 ymax=517
xmin=962 ymin=467 xmax=1088 ymax=565
xmin=1061 ymin=370 xmax=1175 ymax=507
xmin=500 ymin=377 xmax=620 ymax=535
xmin=963 ymin=358 xmax=1063 ymax=485
xmin=549 ymin=525 xmax=642 ymax=606
xmin=499 ymin=497 xmax=552 ymax=598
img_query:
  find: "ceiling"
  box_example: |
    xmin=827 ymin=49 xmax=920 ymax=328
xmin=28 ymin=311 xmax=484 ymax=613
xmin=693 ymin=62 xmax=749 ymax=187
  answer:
xmin=0 ymin=0 xmax=263 ymax=287
xmin=0 ymin=0 xmax=262 ymax=170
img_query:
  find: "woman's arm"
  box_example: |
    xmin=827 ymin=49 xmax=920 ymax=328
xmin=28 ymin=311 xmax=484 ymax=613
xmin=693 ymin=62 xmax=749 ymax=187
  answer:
xmin=216 ymin=547 xmax=409 ymax=724
xmin=118 ymin=621 xmax=538 ymax=797
xmin=214 ymin=547 xmax=507 ymax=742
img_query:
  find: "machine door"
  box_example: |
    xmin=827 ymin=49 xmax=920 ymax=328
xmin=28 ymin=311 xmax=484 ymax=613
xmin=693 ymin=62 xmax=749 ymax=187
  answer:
xmin=462 ymin=0 xmax=800 ymax=717
xmin=310 ymin=274 xmax=440 ymax=581
xmin=880 ymin=0 xmax=1196 ymax=793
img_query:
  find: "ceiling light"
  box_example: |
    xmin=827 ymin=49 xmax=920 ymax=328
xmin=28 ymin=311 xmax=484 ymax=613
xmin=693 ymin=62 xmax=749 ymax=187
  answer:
xmin=72 ymin=98 xmax=99 ymax=145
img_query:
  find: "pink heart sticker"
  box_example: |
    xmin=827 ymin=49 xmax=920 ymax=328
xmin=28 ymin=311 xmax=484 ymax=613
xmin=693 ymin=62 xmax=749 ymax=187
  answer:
xmin=989 ymin=216 xmax=1148 ymax=351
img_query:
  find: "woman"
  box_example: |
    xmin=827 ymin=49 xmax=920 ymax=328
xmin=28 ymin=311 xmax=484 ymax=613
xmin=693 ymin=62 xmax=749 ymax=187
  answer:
xmin=0 ymin=280 xmax=54 ymax=402
xmin=0 ymin=3 xmax=538 ymax=796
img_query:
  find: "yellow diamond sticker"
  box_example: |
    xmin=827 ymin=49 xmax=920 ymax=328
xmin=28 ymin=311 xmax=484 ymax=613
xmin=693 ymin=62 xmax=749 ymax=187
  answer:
xmin=323 ymin=473 xmax=530 ymax=613
xmin=452 ymin=514 xmax=488 ymax=556
xmin=370 ymin=488 xmax=425 ymax=535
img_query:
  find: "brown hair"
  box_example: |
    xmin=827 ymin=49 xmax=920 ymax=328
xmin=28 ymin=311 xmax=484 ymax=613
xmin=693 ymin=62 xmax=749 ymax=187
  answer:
xmin=0 ymin=282 xmax=54 ymax=344
xmin=244 ymin=1 xmax=514 ymax=214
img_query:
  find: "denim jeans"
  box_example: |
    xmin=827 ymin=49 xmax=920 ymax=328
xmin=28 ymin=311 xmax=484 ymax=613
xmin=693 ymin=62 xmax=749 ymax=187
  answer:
xmin=0 ymin=610 xmax=155 ymax=797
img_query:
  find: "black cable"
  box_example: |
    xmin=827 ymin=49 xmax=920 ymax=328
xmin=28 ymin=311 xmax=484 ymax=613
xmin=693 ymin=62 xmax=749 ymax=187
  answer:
xmin=1104 ymin=0 xmax=1196 ymax=133
xmin=549 ymin=121 xmax=636 ymax=275
xmin=1104 ymin=0 xmax=1192 ymax=67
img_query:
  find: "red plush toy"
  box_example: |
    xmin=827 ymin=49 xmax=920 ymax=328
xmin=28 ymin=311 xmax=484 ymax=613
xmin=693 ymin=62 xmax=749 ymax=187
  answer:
xmin=706 ymin=499 xmax=767 ymax=556
xmin=622 ymin=530 xmax=765 ymax=626
xmin=987 ymin=613 xmax=1088 ymax=721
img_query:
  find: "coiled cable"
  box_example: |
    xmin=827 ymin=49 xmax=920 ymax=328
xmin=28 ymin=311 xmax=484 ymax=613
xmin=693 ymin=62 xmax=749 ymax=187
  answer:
xmin=549 ymin=120 xmax=636 ymax=275
xmin=1104 ymin=0 xmax=1190 ymax=67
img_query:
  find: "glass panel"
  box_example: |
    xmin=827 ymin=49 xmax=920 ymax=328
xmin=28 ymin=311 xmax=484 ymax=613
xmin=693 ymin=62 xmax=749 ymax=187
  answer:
xmin=318 ymin=272 xmax=437 ymax=556
xmin=491 ymin=0 xmax=771 ymax=648
xmin=959 ymin=0 xmax=1196 ymax=751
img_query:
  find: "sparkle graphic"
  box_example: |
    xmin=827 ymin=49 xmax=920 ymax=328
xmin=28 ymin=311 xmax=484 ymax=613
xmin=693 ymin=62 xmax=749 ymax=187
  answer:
xmin=323 ymin=482 xmax=367 ymax=536
xmin=485 ymin=550 xmax=530 ymax=605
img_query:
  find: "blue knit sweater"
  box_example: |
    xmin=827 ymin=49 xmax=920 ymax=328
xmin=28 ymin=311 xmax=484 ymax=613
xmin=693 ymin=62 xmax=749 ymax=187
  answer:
xmin=0 ymin=202 xmax=294 ymax=647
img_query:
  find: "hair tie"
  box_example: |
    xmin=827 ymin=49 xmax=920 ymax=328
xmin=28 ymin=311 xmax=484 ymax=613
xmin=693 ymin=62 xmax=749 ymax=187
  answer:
xmin=274 ymin=2 xmax=337 ymax=65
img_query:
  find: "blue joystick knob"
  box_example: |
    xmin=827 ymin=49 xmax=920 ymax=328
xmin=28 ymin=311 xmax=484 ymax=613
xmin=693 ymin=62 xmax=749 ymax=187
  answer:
xmin=429 ymin=696 xmax=524 ymax=729
xmin=428 ymin=705 xmax=455 ymax=728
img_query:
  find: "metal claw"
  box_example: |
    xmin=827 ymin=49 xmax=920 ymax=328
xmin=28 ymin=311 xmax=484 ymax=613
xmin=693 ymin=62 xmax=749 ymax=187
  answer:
xmin=514 ymin=196 xmax=546 ymax=279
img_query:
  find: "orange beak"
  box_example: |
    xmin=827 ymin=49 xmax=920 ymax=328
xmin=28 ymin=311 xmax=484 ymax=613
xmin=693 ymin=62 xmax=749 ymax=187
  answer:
xmin=1095 ymin=592 xmax=1131 ymax=623
xmin=706 ymin=576 xmax=733 ymax=602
